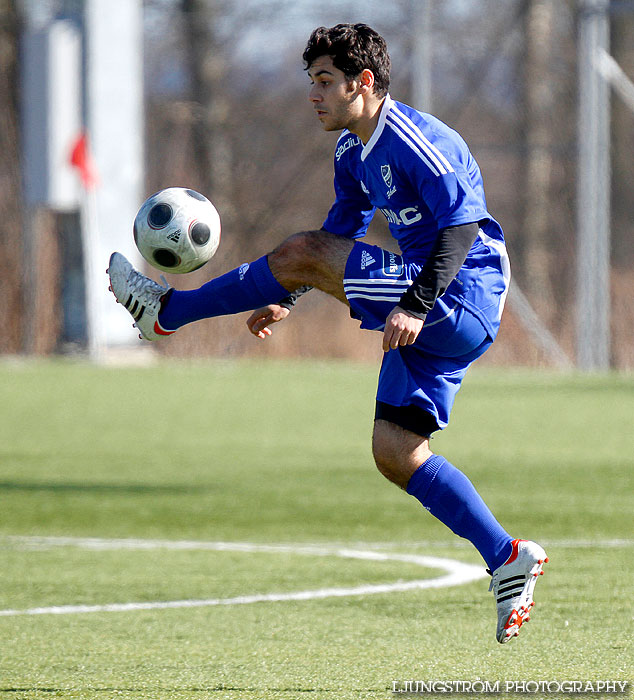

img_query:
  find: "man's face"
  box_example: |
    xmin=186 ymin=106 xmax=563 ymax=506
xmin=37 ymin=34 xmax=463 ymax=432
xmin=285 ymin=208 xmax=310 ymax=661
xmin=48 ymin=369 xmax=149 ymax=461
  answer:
xmin=307 ymin=55 xmax=362 ymax=132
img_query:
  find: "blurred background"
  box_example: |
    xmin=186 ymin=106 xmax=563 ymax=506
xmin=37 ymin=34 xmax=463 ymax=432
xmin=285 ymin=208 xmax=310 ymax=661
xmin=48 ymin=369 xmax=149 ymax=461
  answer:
xmin=1 ymin=0 xmax=632 ymax=369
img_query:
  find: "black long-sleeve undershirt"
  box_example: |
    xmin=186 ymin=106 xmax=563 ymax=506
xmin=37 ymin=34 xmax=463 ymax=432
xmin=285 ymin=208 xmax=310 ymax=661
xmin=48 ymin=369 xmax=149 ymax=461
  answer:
xmin=278 ymin=285 xmax=313 ymax=310
xmin=397 ymin=221 xmax=480 ymax=320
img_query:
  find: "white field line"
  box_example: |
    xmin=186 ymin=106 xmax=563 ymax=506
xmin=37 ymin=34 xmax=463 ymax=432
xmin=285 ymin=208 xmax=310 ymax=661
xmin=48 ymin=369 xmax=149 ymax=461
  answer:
xmin=0 ymin=538 xmax=487 ymax=617
xmin=1 ymin=535 xmax=630 ymax=618
xmin=3 ymin=535 xmax=633 ymax=551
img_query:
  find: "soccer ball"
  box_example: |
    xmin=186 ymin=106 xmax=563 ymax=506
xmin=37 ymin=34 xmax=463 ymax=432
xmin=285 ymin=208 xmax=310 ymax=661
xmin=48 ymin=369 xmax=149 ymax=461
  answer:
xmin=133 ymin=187 xmax=221 ymax=274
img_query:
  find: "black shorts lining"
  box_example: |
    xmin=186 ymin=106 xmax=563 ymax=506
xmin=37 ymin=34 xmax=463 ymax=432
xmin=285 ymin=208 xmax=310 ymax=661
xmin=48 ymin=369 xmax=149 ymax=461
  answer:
xmin=374 ymin=401 xmax=440 ymax=438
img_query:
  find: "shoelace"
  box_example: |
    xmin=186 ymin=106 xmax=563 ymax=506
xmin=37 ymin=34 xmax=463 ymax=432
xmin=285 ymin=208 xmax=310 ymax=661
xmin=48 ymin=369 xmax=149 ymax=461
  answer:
xmin=127 ymin=268 xmax=170 ymax=306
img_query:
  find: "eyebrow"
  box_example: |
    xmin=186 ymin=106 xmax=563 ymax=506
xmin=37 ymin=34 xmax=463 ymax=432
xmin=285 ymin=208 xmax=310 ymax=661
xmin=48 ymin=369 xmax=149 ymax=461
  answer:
xmin=308 ymin=69 xmax=335 ymax=79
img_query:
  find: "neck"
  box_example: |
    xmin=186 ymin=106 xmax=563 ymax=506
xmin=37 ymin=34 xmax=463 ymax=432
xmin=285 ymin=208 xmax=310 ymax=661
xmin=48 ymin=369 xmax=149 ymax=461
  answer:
xmin=348 ymin=95 xmax=386 ymax=144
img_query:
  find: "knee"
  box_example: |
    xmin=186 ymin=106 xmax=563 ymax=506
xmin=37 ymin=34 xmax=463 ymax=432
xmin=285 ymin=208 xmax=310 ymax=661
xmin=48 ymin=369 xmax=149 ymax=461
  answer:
xmin=373 ymin=447 xmax=404 ymax=488
xmin=270 ymin=231 xmax=318 ymax=277
xmin=372 ymin=420 xmax=432 ymax=490
xmin=371 ymin=433 xmax=413 ymax=490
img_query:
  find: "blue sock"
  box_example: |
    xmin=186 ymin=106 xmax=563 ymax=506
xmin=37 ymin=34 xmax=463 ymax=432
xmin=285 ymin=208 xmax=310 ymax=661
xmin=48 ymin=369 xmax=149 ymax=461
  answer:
xmin=158 ymin=256 xmax=291 ymax=330
xmin=406 ymin=454 xmax=513 ymax=571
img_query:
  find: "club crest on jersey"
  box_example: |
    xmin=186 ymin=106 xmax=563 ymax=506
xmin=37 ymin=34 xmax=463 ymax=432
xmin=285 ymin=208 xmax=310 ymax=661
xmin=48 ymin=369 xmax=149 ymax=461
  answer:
xmin=382 ymin=250 xmax=404 ymax=277
xmin=381 ymin=164 xmax=392 ymax=187
xmin=381 ymin=164 xmax=397 ymax=198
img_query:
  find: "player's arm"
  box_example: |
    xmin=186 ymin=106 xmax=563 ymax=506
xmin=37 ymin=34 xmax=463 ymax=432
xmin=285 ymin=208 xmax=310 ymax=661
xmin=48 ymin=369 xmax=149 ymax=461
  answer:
xmin=382 ymin=222 xmax=480 ymax=351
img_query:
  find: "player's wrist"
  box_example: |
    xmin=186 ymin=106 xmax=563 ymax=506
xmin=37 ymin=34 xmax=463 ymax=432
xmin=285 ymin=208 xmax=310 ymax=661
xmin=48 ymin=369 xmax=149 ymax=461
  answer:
xmin=278 ymin=285 xmax=313 ymax=310
xmin=278 ymin=298 xmax=295 ymax=311
xmin=394 ymin=299 xmax=428 ymax=321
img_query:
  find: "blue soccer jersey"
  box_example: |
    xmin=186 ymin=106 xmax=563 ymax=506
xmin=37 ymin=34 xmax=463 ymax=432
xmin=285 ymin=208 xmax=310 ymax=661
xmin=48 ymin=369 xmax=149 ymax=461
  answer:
xmin=322 ymin=95 xmax=510 ymax=338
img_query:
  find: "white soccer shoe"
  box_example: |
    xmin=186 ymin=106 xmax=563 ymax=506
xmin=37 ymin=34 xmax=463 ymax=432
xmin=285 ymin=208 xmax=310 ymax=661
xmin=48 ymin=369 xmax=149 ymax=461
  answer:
xmin=489 ymin=539 xmax=548 ymax=644
xmin=107 ymin=252 xmax=175 ymax=341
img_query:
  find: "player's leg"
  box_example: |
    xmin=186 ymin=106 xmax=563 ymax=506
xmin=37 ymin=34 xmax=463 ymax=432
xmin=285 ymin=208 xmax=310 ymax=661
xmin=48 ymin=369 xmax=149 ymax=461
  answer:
xmin=108 ymin=231 xmax=353 ymax=339
xmin=371 ymin=418 xmax=513 ymax=572
xmin=372 ymin=417 xmax=548 ymax=643
xmin=157 ymin=230 xmax=353 ymax=328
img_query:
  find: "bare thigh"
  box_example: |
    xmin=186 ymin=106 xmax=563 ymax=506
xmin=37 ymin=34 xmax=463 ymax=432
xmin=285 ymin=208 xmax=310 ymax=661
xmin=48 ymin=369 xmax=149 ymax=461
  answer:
xmin=267 ymin=230 xmax=354 ymax=305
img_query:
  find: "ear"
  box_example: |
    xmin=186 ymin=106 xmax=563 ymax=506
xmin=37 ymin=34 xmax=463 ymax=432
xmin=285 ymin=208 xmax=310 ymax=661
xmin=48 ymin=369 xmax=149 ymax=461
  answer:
xmin=359 ymin=68 xmax=375 ymax=94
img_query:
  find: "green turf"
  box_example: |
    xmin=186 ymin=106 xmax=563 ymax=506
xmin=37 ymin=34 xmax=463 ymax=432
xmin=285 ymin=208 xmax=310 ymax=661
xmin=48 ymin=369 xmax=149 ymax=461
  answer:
xmin=0 ymin=359 xmax=632 ymax=699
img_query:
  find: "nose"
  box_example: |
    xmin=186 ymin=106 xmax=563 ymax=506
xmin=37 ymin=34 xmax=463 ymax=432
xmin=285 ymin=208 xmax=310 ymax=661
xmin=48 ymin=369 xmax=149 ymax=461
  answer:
xmin=309 ymin=85 xmax=321 ymax=103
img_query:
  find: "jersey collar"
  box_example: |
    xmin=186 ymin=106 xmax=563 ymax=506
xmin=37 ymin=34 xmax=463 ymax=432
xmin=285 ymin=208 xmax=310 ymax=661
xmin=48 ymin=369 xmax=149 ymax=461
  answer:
xmin=360 ymin=94 xmax=393 ymax=162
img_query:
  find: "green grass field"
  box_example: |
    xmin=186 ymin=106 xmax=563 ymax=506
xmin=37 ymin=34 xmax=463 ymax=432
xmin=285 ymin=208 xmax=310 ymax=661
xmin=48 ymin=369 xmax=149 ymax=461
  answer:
xmin=0 ymin=359 xmax=632 ymax=699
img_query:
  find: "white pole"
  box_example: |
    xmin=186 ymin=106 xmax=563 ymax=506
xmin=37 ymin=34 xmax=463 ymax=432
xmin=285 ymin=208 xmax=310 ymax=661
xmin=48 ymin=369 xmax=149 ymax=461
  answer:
xmin=576 ymin=0 xmax=611 ymax=370
xmin=85 ymin=0 xmax=144 ymax=349
xmin=595 ymin=47 xmax=634 ymax=114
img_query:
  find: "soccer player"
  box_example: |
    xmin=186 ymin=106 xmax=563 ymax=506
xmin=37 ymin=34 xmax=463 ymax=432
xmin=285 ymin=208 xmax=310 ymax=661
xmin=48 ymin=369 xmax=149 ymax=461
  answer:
xmin=108 ymin=23 xmax=547 ymax=643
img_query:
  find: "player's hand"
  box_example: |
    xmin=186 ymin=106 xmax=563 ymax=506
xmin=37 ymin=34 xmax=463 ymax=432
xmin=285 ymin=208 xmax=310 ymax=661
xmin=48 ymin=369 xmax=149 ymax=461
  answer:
xmin=382 ymin=306 xmax=424 ymax=352
xmin=246 ymin=304 xmax=290 ymax=339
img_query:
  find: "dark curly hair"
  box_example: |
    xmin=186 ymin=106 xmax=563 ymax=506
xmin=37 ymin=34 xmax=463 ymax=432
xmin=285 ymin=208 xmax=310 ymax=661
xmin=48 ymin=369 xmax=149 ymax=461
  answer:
xmin=303 ymin=23 xmax=391 ymax=98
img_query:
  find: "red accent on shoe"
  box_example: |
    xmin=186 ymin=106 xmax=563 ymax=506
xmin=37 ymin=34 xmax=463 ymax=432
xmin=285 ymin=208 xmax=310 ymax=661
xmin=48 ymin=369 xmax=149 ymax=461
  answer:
xmin=504 ymin=610 xmax=521 ymax=630
xmin=154 ymin=320 xmax=175 ymax=336
xmin=503 ymin=539 xmax=522 ymax=566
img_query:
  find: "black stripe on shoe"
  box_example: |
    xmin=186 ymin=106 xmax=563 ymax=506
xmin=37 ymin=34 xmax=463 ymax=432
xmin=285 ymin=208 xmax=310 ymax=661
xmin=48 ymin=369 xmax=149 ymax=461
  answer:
xmin=499 ymin=575 xmax=526 ymax=586
xmin=129 ymin=300 xmax=139 ymax=316
xmin=497 ymin=590 xmax=526 ymax=603
xmin=497 ymin=583 xmax=525 ymax=598
xmin=125 ymin=294 xmax=134 ymax=310
xmin=134 ymin=305 xmax=146 ymax=321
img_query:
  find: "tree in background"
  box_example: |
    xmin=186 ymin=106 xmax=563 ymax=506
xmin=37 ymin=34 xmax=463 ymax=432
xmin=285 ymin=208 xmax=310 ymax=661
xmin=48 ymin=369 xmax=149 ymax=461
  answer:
xmin=0 ymin=0 xmax=23 ymax=353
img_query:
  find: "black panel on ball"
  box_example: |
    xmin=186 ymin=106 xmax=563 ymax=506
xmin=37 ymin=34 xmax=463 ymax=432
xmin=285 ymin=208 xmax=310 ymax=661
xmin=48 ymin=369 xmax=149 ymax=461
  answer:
xmin=148 ymin=203 xmax=173 ymax=229
xmin=186 ymin=189 xmax=207 ymax=202
xmin=153 ymin=249 xmax=179 ymax=268
xmin=191 ymin=222 xmax=211 ymax=245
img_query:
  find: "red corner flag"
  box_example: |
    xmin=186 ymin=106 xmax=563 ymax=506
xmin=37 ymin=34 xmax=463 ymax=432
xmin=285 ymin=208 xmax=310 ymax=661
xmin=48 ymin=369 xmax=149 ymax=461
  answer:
xmin=70 ymin=131 xmax=99 ymax=189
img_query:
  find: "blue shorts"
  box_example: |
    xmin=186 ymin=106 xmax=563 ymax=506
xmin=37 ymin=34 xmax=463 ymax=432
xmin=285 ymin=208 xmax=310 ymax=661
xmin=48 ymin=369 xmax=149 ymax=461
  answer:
xmin=343 ymin=242 xmax=502 ymax=433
